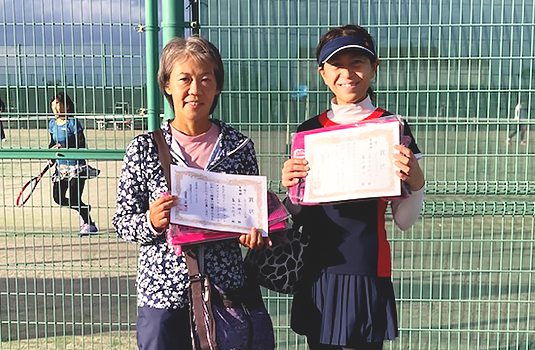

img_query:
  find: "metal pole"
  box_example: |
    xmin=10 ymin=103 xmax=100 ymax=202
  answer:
xmin=162 ymin=0 xmax=185 ymax=41
xmin=145 ymin=0 xmax=160 ymax=131
xmin=101 ymin=43 xmax=107 ymax=87
xmin=161 ymin=0 xmax=185 ymax=120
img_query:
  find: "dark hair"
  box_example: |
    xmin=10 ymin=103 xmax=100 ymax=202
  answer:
xmin=0 ymin=98 xmax=5 ymax=113
xmin=158 ymin=35 xmax=224 ymax=115
xmin=316 ymin=25 xmax=377 ymax=99
xmin=50 ymin=92 xmax=75 ymax=114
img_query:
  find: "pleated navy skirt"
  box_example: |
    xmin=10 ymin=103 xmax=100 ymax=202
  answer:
xmin=291 ymin=272 xmax=398 ymax=346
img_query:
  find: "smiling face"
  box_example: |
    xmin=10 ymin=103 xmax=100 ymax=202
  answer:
xmin=165 ymin=57 xmax=220 ymax=133
xmin=319 ymin=50 xmax=378 ymax=105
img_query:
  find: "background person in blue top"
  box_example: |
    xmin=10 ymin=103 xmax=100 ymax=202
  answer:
xmin=281 ymin=25 xmax=425 ymax=350
xmin=48 ymin=92 xmax=97 ymax=235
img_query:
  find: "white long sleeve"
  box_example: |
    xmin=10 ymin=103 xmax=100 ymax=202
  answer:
xmin=390 ymin=186 xmax=425 ymax=231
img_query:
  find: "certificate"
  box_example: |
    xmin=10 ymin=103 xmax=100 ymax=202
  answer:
xmin=169 ymin=166 xmax=268 ymax=237
xmin=303 ymin=119 xmax=401 ymax=203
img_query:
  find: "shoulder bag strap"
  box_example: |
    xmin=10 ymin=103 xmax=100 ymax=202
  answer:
xmin=151 ymin=129 xmax=173 ymax=186
xmin=151 ymin=129 xmax=216 ymax=350
xmin=184 ymin=250 xmax=218 ymax=350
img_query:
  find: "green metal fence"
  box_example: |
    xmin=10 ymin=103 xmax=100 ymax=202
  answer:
xmin=1 ymin=0 xmax=534 ymax=349
xmin=1 ymin=1 xmax=145 ymax=349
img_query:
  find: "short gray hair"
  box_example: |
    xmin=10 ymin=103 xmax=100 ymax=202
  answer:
xmin=158 ymin=35 xmax=224 ymax=115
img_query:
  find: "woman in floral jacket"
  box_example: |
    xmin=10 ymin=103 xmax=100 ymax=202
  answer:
xmin=112 ymin=36 xmax=268 ymax=350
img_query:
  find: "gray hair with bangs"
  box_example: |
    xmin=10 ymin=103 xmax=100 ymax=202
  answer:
xmin=158 ymin=35 xmax=225 ymax=114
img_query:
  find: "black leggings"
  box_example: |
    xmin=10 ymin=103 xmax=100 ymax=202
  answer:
xmin=508 ymin=124 xmax=527 ymax=140
xmin=308 ymin=341 xmax=384 ymax=350
xmin=52 ymin=177 xmax=91 ymax=225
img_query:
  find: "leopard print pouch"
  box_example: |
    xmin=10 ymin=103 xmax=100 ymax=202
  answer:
xmin=244 ymin=226 xmax=309 ymax=295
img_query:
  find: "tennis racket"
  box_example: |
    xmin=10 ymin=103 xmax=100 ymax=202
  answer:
xmin=16 ymin=162 xmax=53 ymax=207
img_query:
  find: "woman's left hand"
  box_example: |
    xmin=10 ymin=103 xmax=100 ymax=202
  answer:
xmin=239 ymin=227 xmax=273 ymax=249
xmin=393 ymin=145 xmax=425 ymax=191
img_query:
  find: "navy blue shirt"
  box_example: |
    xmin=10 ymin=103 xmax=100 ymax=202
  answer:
xmin=288 ymin=109 xmax=421 ymax=277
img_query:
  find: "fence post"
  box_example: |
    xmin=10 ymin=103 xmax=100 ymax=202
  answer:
xmin=161 ymin=0 xmax=186 ymax=120
xmin=145 ymin=0 xmax=160 ymax=132
xmin=162 ymin=0 xmax=185 ymax=46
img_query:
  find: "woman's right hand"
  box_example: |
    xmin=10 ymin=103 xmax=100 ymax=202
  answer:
xmin=149 ymin=194 xmax=178 ymax=232
xmin=281 ymin=158 xmax=309 ymax=188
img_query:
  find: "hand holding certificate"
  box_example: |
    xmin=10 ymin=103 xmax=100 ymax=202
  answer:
xmin=289 ymin=117 xmax=403 ymax=205
xmin=169 ymin=166 xmax=269 ymax=237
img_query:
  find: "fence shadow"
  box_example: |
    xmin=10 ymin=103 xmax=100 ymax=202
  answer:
xmin=0 ymin=276 xmax=137 ymax=341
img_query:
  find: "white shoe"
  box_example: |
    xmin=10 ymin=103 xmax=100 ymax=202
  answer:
xmin=79 ymin=223 xmax=98 ymax=236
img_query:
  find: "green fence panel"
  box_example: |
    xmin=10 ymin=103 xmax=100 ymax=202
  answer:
xmin=0 ymin=0 xmax=146 ymax=349
xmin=1 ymin=0 xmax=534 ymax=349
xmin=199 ymin=1 xmax=534 ymax=349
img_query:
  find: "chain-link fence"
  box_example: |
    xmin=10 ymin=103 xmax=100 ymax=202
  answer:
xmin=1 ymin=0 xmax=534 ymax=349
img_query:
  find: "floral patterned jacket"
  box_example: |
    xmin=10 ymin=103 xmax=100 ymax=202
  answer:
xmin=112 ymin=119 xmax=259 ymax=309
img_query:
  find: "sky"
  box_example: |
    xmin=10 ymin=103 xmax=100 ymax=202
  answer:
xmin=1 ymin=0 xmax=145 ymax=26
xmin=1 ymin=0 xmax=149 ymax=86
xmin=0 ymin=0 xmax=533 ymax=88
